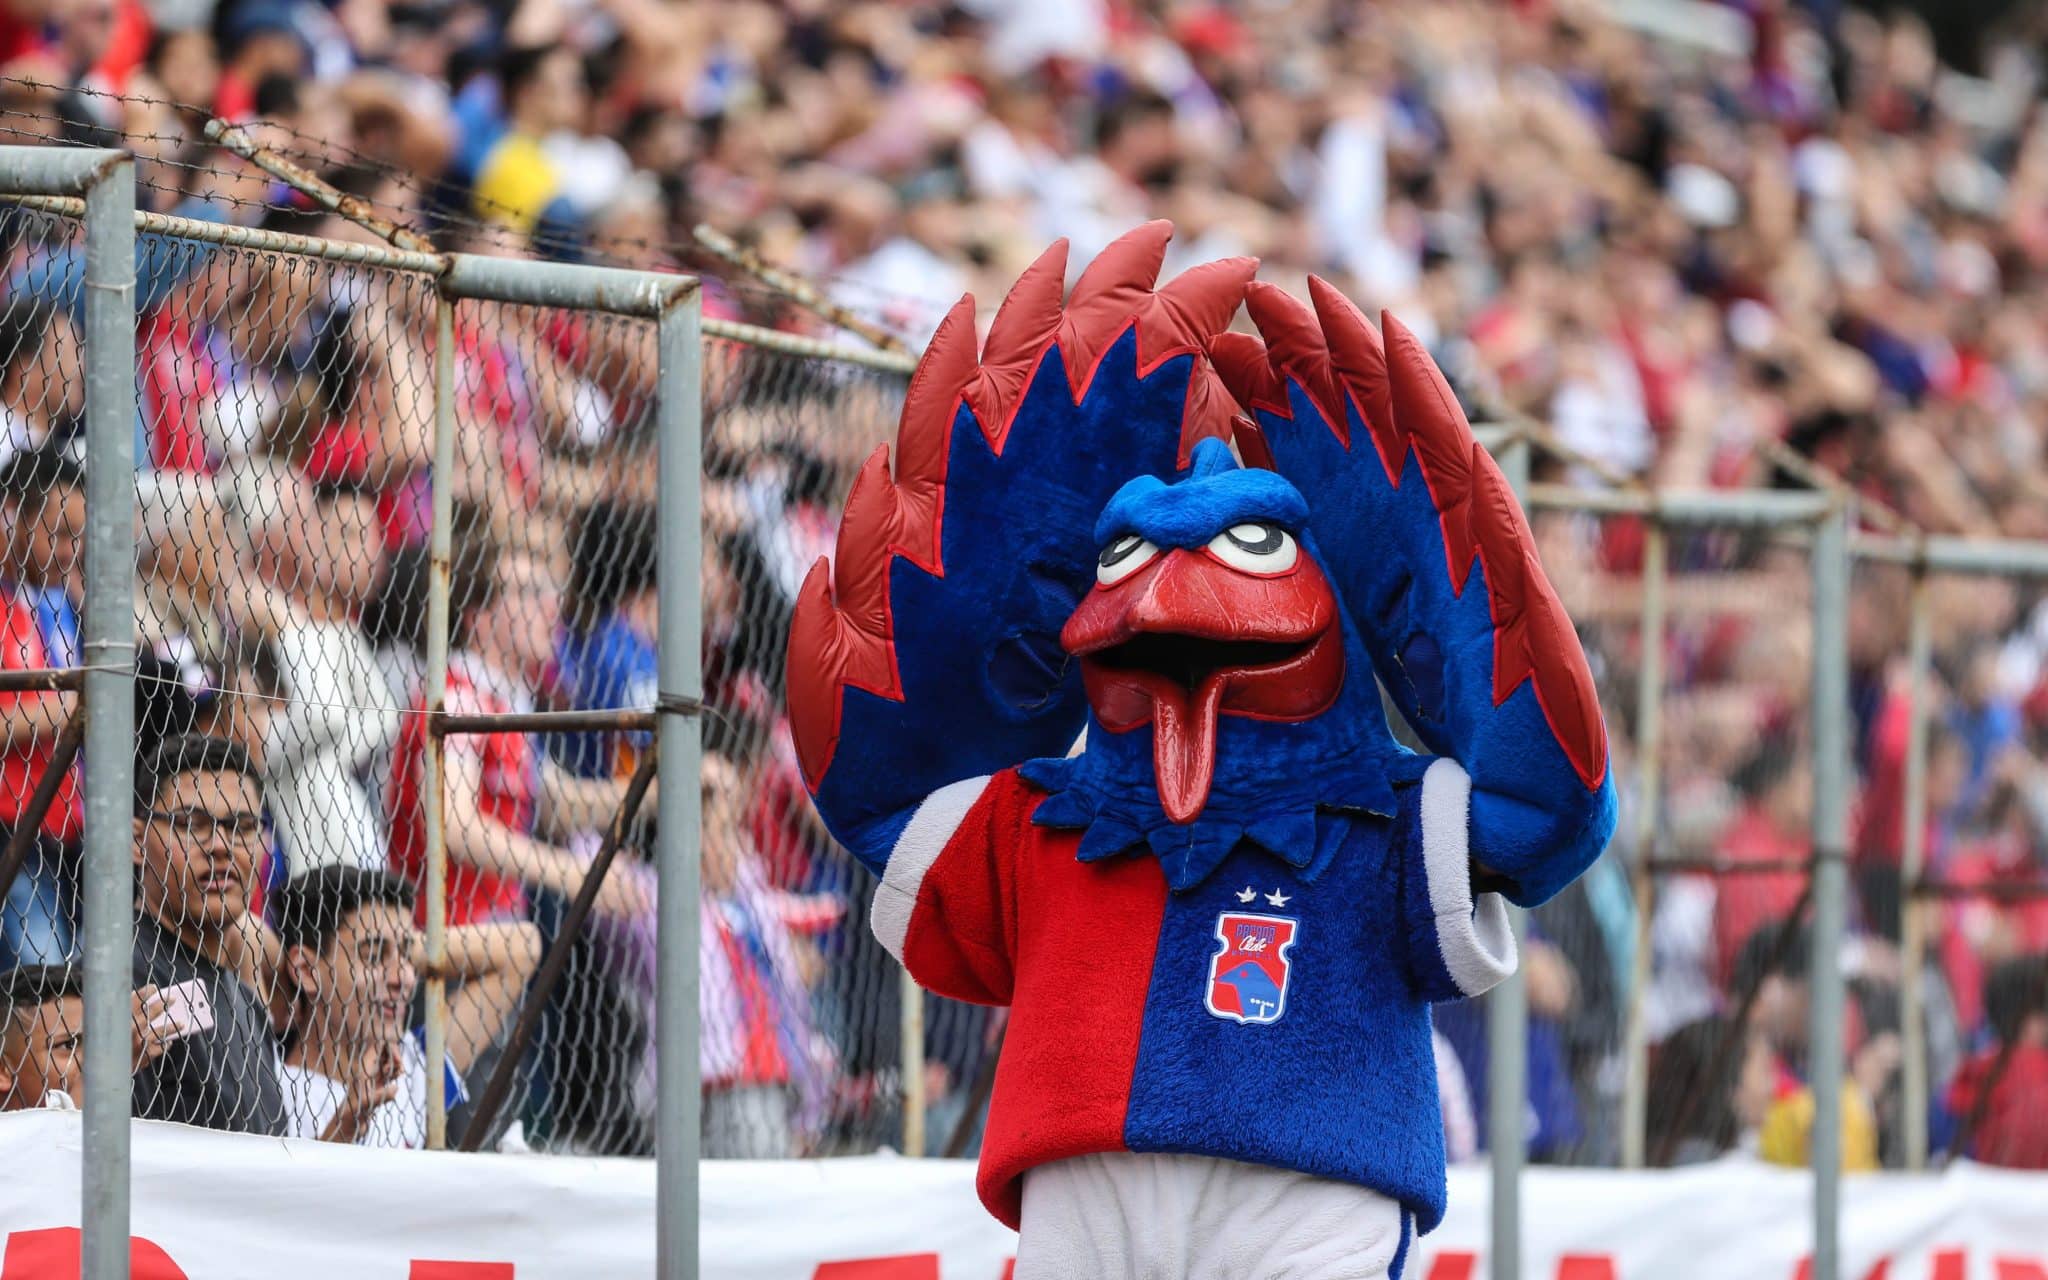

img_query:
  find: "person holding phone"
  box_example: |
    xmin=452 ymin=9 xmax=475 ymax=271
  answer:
xmin=129 ymin=734 xmax=287 ymax=1135
xmin=270 ymin=865 xmax=540 ymax=1147
xmin=0 ymin=964 xmax=210 ymax=1110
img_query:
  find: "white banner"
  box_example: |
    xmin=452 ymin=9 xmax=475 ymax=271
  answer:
xmin=5 ymin=1112 xmax=2048 ymax=1278
xmin=0 ymin=1110 xmax=653 ymax=1278
xmin=710 ymin=1153 xmax=2048 ymax=1280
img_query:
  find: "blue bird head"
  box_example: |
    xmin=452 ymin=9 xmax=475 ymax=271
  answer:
xmin=1058 ymin=438 xmax=1377 ymax=824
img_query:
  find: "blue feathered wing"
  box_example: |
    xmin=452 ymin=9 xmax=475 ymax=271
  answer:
xmin=1212 ymin=279 xmax=1615 ymax=904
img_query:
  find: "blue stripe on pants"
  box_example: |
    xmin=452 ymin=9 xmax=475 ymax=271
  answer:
xmin=1388 ymin=1209 xmax=1412 ymax=1279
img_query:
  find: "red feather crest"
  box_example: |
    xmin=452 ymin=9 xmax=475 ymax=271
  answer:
xmin=787 ymin=223 xmax=1258 ymax=789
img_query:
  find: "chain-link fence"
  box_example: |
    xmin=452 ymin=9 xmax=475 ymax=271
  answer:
xmin=694 ymin=334 xmax=1011 ymax=1160
xmin=0 ymin=141 xmax=928 ymax=1279
xmin=0 ymin=149 xmax=954 ymax=1181
xmin=0 ymin=144 xmax=958 ymax=1170
xmin=1862 ymin=551 xmax=2048 ymax=1177
xmin=1448 ymin=453 xmax=1857 ymax=1276
xmin=0 ymin=201 xmax=88 ymax=990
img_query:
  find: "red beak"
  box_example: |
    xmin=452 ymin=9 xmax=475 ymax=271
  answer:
xmin=1061 ymin=547 xmax=1346 ymax=823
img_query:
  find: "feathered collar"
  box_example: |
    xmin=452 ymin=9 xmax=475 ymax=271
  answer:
xmin=1018 ymin=627 xmax=1427 ymax=893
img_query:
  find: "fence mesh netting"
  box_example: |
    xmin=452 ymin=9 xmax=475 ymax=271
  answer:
xmin=0 ymin=192 xmax=988 ymax=1160
xmin=1885 ymin=566 xmax=2048 ymax=1169
xmin=1491 ymin=492 xmax=1815 ymax=1169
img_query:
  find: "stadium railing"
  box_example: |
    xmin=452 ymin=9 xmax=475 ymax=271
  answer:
xmin=1507 ymin=423 xmax=2048 ymax=1280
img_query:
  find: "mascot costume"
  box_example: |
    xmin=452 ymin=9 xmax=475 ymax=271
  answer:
xmin=787 ymin=224 xmax=1616 ymax=1279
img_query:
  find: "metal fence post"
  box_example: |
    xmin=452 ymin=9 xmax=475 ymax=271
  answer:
xmin=76 ymin=150 xmax=139 ymax=1280
xmin=656 ymin=283 xmax=705 ymax=1279
xmin=1619 ymin=519 xmax=1665 ymax=1169
xmin=423 ymin=293 xmax=456 ymax=1150
xmin=1488 ymin=435 xmax=1532 ymax=1280
xmin=1897 ymin=569 xmax=1933 ymax=1171
xmin=901 ymin=967 xmax=926 ymax=1156
xmin=1808 ymin=505 xmax=1852 ymax=1280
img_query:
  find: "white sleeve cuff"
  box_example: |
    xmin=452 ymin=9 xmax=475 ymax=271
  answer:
xmin=1420 ymin=758 xmax=1517 ymax=996
xmin=869 ymin=775 xmax=991 ymax=963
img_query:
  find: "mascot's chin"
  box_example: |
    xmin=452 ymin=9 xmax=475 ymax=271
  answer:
xmin=786 ymin=222 xmax=1616 ymax=1280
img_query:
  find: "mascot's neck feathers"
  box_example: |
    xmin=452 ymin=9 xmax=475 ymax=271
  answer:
xmin=1020 ymin=641 xmax=1421 ymax=892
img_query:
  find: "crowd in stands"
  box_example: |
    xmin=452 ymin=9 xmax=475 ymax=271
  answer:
xmin=0 ymin=0 xmax=2047 ymax=1170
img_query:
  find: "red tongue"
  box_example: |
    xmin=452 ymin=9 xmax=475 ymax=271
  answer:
xmin=1152 ymin=678 xmax=1224 ymax=824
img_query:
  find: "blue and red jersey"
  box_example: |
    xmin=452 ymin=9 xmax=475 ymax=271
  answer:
xmin=0 ymin=581 xmax=79 ymax=842
xmin=873 ymin=756 xmax=1513 ymax=1231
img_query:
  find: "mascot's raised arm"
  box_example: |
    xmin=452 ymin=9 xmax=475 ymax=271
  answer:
xmin=787 ymin=224 xmax=1616 ymax=1280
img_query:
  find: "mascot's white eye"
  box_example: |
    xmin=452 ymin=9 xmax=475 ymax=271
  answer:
xmin=1208 ymin=523 xmax=1298 ymax=574
xmin=1096 ymin=534 xmax=1161 ymax=585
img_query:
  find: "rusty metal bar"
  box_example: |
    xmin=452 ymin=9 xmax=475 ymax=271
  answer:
xmin=1911 ymin=877 xmax=2048 ymax=901
xmin=0 ymin=667 xmax=84 ymax=693
xmin=459 ymin=745 xmax=660 ymax=1151
xmin=203 ymin=118 xmax=437 ymax=254
xmin=701 ymin=316 xmax=917 ymax=375
xmin=429 ymin=707 xmax=678 ymax=737
xmin=423 ymin=291 xmax=456 ymax=1149
xmin=901 ymin=964 xmax=926 ymax=1156
xmin=691 ymin=223 xmax=908 ymax=354
xmin=0 ymin=706 xmax=83 ymax=926
xmin=1898 ymin=572 xmax=1934 ymax=1171
xmin=1646 ymin=856 xmax=1816 ymax=877
xmin=1620 ymin=519 xmax=1666 ymax=1169
xmin=2 ymin=194 xmax=450 ymax=274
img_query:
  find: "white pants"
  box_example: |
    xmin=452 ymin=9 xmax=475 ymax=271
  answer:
xmin=1015 ymin=1152 xmax=1410 ymax=1280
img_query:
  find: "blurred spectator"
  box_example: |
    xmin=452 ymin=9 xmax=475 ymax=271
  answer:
xmin=553 ymin=499 xmax=658 ymax=783
xmin=0 ymin=961 xmax=81 ymax=1109
xmin=272 ymin=865 xmax=539 ymax=1147
xmin=136 ymin=469 xmax=232 ymax=671
xmin=1727 ymin=920 xmax=1883 ymax=1171
xmin=213 ymin=6 xmax=306 ymax=122
xmin=1937 ymin=766 xmax=2048 ymax=1034
xmin=1732 ymin=921 xmax=1815 ymax=1076
xmin=143 ymin=28 xmax=217 ymax=119
xmin=134 ymin=469 xmax=231 ymax=762
xmin=1759 ymin=1076 xmax=1883 ymax=1173
xmin=0 ymin=446 xmax=81 ymax=971
xmin=243 ymin=462 xmax=398 ymax=874
xmin=700 ymin=750 xmax=833 ymax=1158
xmin=129 ymin=734 xmax=284 ymax=1135
xmin=387 ymin=527 xmax=642 ymax=926
xmin=1944 ymin=954 xmax=2048 ymax=1169
xmin=1433 ymin=926 xmax=1586 ymax=1161
xmin=471 ymin=45 xmax=583 ymax=234
xmin=0 ymin=961 xmax=186 ymax=1111
xmin=0 ymin=296 xmax=80 ymax=466
xmin=1645 ymin=1016 xmax=1775 ymax=1166
xmin=1712 ymin=743 xmax=1812 ymax=987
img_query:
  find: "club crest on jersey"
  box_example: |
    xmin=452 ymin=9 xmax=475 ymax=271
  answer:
xmin=1204 ymin=912 xmax=1299 ymax=1026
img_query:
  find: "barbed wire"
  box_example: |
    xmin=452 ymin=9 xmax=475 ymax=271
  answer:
xmin=0 ymin=75 xmax=934 ymax=334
